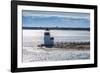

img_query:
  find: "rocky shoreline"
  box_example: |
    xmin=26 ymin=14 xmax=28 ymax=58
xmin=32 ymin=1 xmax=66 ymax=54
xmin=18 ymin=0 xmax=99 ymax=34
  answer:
xmin=53 ymin=42 xmax=90 ymax=50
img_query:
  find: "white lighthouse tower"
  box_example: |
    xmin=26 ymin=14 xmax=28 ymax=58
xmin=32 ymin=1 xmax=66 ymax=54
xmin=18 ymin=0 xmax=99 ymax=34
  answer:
xmin=44 ymin=29 xmax=54 ymax=48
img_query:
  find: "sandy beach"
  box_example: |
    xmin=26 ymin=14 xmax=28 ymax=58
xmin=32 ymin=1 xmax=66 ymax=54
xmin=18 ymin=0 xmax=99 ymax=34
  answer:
xmin=22 ymin=47 xmax=90 ymax=62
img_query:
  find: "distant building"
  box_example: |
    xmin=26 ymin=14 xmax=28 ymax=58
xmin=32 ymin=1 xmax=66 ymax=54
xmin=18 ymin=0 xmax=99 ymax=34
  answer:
xmin=44 ymin=29 xmax=54 ymax=48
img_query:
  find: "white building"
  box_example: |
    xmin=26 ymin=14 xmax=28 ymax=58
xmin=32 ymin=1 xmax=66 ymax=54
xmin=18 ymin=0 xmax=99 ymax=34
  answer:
xmin=44 ymin=30 xmax=54 ymax=48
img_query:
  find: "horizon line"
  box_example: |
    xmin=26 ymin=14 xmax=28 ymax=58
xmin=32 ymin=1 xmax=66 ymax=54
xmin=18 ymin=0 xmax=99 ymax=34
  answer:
xmin=22 ymin=27 xmax=90 ymax=31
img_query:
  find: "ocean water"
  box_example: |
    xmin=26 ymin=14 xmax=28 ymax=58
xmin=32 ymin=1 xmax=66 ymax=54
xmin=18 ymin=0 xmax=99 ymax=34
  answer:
xmin=23 ymin=30 xmax=90 ymax=47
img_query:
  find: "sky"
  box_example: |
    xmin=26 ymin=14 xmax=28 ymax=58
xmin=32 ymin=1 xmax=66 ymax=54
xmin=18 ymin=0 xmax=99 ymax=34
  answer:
xmin=22 ymin=10 xmax=90 ymax=28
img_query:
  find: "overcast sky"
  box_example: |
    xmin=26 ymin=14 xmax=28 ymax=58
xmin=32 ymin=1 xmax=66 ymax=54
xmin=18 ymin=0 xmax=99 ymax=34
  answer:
xmin=22 ymin=10 xmax=90 ymax=28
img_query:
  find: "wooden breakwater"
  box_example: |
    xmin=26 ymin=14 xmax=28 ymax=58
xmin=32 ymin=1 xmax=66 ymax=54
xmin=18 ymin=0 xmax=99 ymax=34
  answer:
xmin=53 ymin=42 xmax=90 ymax=50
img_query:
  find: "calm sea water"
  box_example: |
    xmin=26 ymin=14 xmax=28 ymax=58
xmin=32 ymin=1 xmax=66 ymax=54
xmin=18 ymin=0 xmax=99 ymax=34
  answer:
xmin=23 ymin=30 xmax=90 ymax=47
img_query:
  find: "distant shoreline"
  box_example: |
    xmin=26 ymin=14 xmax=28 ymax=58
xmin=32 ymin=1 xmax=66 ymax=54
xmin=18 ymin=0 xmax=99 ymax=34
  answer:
xmin=23 ymin=27 xmax=90 ymax=31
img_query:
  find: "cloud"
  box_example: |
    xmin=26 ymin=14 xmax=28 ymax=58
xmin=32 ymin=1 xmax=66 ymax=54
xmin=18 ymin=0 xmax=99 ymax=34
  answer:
xmin=22 ymin=10 xmax=90 ymax=20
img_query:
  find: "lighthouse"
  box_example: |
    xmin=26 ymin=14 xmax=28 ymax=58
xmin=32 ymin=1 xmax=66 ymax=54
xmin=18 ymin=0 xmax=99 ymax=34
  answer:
xmin=44 ymin=29 xmax=54 ymax=48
